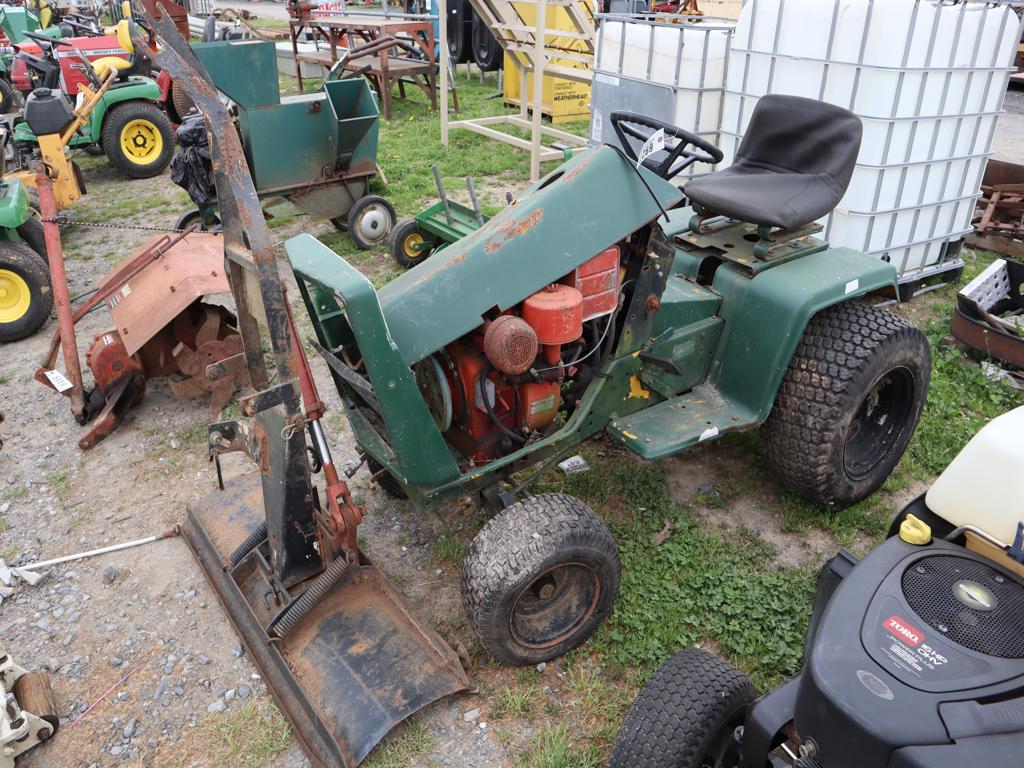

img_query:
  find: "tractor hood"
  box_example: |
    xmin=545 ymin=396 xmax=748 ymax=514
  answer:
xmin=377 ymin=145 xmax=684 ymax=366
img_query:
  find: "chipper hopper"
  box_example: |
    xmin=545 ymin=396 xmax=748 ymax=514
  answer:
xmin=173 ymin=38 xmax=397 ymax=250
xmin=151 ymin=14 xmax=469 ymax=767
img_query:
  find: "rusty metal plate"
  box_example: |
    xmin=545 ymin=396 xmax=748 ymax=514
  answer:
xmin=184 ymin=472 xmax=470 ymax=768
xmin=104 ymin=233 xmax=229 ymax=356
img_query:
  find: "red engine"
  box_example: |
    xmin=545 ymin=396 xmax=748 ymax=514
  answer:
xmin=416 ymin=246 xmax=622 ymax=465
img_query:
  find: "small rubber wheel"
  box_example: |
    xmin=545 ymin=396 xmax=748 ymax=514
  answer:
xmin=16 ymin=217 xmax=48 ymax=265
xmin=175 ymin=208 xmax=220 ymax=232
xmin=368 ymin=458 xmax=407 ymax=499
xmin=13 ymin=671 xmax=60 ymax=738
xmin=347 ymin=195 xmax=396 ymax=250
xmin=102 ymin=101 xmax=175 ymax=179
xmin=389 ymin=218 xmax=434 ymax=268
xmin=0 ymin=242 xmax=52 ymax=343
xmin=760 ymin=301 xmax=930 ymax=509
xmin=610 ymin=648 xmax=755 ymax=768
xmin=461 ymin=493 xmax=621 ymax=665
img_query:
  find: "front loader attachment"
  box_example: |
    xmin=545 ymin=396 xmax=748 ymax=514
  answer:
xmin=149 ymin=12 xmax=469 ymax=766
xmin=185 ymin=473 xmax=469 ymax=767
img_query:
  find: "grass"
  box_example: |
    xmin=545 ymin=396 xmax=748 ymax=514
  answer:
xmin=362 ymin=720 xmax=433 ymax=768
xmin=516 ymin=725 xmax=602 ymax=768
xmin=2 ymin=486 xmax=26 ymax=501
xmin=491 ymin=684 xmax=539 ymax=719
xmin=48 ymin=470 xmax=71 ymax=503
xmin=201 ymin=700 xmax=292 ymax=768
xmin=431 ymin=526 xmax=468 ymax=568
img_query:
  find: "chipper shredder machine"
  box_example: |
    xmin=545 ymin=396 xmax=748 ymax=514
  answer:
xmin=173 ymin=38 xmax=397 ymax=250
xmin=155 ymin=8 xmax=934 ymax=764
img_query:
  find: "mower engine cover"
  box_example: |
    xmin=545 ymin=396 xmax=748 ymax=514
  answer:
xmin=747 ymin=407 xmax=1024 ymax=768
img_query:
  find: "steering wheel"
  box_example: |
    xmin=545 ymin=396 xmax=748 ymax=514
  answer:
xmin=21 ymin=30 xmax=73 ymax=48
xmin=610 ymin=111 xmax=724 ymax=180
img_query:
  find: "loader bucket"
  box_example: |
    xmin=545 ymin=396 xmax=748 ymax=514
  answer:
xmin=183 ymin=472 xmax=471 ymax=767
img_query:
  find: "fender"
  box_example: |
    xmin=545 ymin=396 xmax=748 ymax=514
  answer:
xmin=0 ymin=178 xmax=31 ymax=231
xmin=708 ymin=246 xmax=899 ymax=422
xmin=83 ymin=76 xmax=163 ymax=142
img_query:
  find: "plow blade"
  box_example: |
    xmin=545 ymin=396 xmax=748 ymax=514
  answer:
xmin=183 ymin=472 xmax=471 ymax=767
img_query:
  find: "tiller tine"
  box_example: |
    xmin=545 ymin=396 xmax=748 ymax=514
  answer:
xmin=183 ymin=473 xmax=470 ymax=768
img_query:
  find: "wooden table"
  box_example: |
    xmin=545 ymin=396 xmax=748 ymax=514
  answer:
xmin=289 ymin=14 xmax=437 ymax=121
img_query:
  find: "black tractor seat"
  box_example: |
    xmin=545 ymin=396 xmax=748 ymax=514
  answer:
xmin=684 ymin=94 xmax=862 ymax=231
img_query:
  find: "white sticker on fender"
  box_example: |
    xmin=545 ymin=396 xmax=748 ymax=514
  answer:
xmin=845 ymin=279 xmax=859 ymax=294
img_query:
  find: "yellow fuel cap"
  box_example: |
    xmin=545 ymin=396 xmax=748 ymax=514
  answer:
xmin=899 ymin=514 xmax=932 ymax=545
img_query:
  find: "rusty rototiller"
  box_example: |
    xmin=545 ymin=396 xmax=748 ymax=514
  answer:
xmin=156 ymin=10 xmax=933 ymax=764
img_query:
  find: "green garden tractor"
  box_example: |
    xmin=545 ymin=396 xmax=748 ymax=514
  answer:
xmin=0 ymin=176 xmax=50 ymax=342
xmin=159 ymin=14 xmax=933 ymax=760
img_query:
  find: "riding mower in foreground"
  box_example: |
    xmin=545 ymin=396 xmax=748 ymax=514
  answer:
xmin=9 ymin=17 xmax=173 ymax=178
xmin=155 ymin=9 xmax=932 ymax=761
xmin=612 ymin=406 xmax=1024 ymax=768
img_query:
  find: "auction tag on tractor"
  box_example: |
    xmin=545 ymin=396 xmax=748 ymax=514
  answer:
xmin=44 ymin=369 xmax=73 ymax=393
xmin=637 ymin=128 xmax=666 ymax=170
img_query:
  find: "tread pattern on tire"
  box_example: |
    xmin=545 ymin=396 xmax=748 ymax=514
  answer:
xmin=102 ymin=101 xmax=174 ymax=179
xmin=610 ymin=648 xmax=755 ymax=768
xmin=760 ymin=300 xmax=930 ymax=508
xmin=461 ymin=493 xmax=621 ymax=665
xmin=0 ymin=242 xmax=52 ymax=342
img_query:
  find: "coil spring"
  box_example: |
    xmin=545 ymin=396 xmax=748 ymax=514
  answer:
xmin=228 ymin=522 xmax=268 ymax=568
xmin=272 ymin=555 xmax=353 ymax=639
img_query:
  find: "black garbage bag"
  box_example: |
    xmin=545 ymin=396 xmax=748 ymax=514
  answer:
xmin=170 ymin=113 xmax=215 ymax=208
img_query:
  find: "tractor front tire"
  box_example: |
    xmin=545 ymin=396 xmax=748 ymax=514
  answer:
xmin=347 ymin=195 xmax=396 ymax=250
xmin=102 ymin=101 xmax=175 ymax=179
xmin=461 ymin=493 xmax=621 ymax=666
xmin=0 ymin=242 xmax=52 ymax=343
xmin=389 ymin=218 xmax=435 ymax=269
xmin=761 ymin=301 xmax=930 ymax=509
xmin=610 ymin=648 xmax=755 ymax=768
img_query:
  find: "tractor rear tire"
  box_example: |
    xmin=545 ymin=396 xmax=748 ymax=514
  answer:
xmin=347 ymin=195 xmax=396 ymax=250
xmin=389 ymin=218 xmax=435 ymax=269
xmin=102 ymin=101 xmax=175 ymax=179
xmin=610 ymin=648 xmax=755 ymax=768
xmin=760 ymin=301 xmax=930 ymax=509
xmin=0 ymin=242 xmax=52 ymax=343
xmin=461 ymin=493 xmax=620 ymax=666
xmin=16 ymin=217 xmax=48 ymax=265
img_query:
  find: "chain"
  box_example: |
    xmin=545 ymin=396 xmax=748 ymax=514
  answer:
xmin=40 ymin=216 xmax=192 ymax=234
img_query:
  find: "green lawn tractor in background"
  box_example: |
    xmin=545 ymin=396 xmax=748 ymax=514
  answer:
xmin=389 ymin=164 xmax=489 ymax=268
xmin=0 ymin=175 xmax=50 ymax=342
xmin=611 ymin=405 xmax=1024 ymax=768
xmin=10 ymin=20 xmax=173 ymax=178
xmin=0 ymin=4 xmax=62 ymax=113
xmin=286 ymin=94 xmax=933 ymax=667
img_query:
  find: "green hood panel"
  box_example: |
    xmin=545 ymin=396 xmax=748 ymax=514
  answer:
xmin=0 ymin=178 xmax=30 ymax=228
xmin=376 ymin=145 xmax=684 ymax=366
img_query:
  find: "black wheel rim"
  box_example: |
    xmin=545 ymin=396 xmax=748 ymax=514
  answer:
xmin=509 ymin=562 xmax=600 ymax=649
xmin=843 ymin=366 xmax=915 ymax=481
xmin=700 ymin=717 xmax=745 ymax=768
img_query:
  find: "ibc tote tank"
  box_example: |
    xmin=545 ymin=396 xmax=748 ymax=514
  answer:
xmin=721 ymin=0 xmax=1022 ymax=286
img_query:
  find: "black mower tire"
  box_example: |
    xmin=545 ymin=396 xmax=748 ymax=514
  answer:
xmin=102 ymin=101 xmax=175 ymax=179
xmin=83 ymin=142 xmax=105 ymax=157
xmin=368 ymin=458 xmax=407 ymax=499
xmin=0 ymin=242 xmax=52 ymax=343
xmin=347 ymin=195 xmax=396 ymax=250
xmin=610 ymin=648 xmax=756 ymax=768
xmin=0 ymin=78 xmax=20 ymax=114
xmin=389 ymin=218 xmax=435 ymax=268
xmin=471 ymin=13 xmax=503 ymax=72
xmin=16 ymin=217 xmax=48 ymax=265
xmin=461 ymin=493 xmax=620 ymax=666
xmin=760 ymin=300 xmax=930 ymax=509
xmin=448 ymin=0 xmax=472 ymax=63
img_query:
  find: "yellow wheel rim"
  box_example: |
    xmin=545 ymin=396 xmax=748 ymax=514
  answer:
xmin=0 ymin=268 xmax=30 ymax=324
xmin=119 ymin=118 xmax=163 ymax=165
xmin=403 ymin=232 xmax=425 ymax=260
